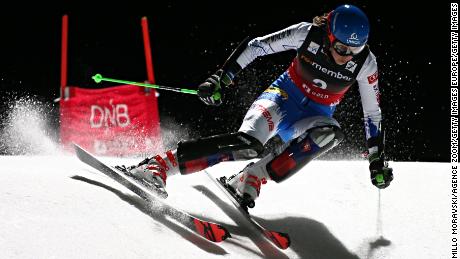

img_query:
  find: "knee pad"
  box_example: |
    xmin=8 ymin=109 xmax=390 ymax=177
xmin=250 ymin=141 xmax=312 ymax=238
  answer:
xmin=309 ymin=126 xmax=344 ymax=147
xmin=267 ymin=126 xmax=344 ymax=183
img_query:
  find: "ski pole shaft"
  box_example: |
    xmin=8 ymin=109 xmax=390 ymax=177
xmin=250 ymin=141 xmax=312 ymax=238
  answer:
xmin=91 ymin=73 xmax=201 ymax=96
xmin=376 ymin=189 xmax=383 ymax=236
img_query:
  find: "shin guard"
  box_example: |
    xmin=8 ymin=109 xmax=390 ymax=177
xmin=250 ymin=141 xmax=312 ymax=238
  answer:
xmin=267 ymin=126 xmax=344 ymax=183
xmin=177 ymin=132 xmax=264 ymax=174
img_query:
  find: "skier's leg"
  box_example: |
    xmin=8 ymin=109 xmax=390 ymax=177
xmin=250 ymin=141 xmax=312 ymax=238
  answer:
xmin=229 ymin=116 xmax=344 ymax=204
xmin=267 ymin=122 xmax=344 ymax=182
xmin=175 ymin=92 xmax=285 ymax=175
xmin=176 ymin=131 xmax=265 ymax=174
xmin=129 ymin=87 xmax=286 ymax=187
xmin=237 ymin=96 xmax=284 ymax=146
xmin=130 ymin=79 xmax=290 ymax=189
xmin=128 ymin=131 xmax=265 ymax=187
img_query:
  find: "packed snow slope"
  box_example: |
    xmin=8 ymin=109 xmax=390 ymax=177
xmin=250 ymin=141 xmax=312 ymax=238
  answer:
xmin=0 ymin=156 xmax=449 ymax=259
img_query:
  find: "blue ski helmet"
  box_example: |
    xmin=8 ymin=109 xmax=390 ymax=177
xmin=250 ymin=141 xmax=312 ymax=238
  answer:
xmin=327 ymin=4 xmax=370 ymax=47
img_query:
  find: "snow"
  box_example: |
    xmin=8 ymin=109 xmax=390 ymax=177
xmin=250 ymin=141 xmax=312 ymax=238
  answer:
xmin=0 ymin=155 xmax=449 ymax=259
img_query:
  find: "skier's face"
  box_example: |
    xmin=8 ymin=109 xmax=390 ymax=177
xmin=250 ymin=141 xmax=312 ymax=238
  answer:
xmin=330 ymin=46 xmax=354 ymax=65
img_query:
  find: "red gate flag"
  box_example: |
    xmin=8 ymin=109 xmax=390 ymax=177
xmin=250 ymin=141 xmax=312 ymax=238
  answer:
xmin=60 ymin=85 xmax=161 ymax=156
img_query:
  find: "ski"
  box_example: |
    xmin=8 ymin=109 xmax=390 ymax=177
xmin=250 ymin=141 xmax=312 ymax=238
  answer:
xmin=74 ymin=144 xmax=230 ymax=243
xmin=205 ymin=170 xmax=290 ymax=250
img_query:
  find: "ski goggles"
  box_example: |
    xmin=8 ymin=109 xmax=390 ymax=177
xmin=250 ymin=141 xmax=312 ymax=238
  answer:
xmin=331 ymin=40 xmax=365 ymax=56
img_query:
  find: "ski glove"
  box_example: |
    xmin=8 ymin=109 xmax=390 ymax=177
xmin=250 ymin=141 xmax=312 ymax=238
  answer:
xmin=369 ymin=153 xmax=394 ymax=189
xmin=198 ymin=69 xmax=232 ymax=106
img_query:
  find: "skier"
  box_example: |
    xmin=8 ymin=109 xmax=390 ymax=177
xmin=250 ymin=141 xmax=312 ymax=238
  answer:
xmin=126 ymin=4 xmax=394 ymax=208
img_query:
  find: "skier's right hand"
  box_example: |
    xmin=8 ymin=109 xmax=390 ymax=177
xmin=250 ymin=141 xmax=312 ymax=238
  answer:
xmin=198 ymin=69 xmax=232 ymax=106
xmin=369 ymin=156 xmax=394 ymax=189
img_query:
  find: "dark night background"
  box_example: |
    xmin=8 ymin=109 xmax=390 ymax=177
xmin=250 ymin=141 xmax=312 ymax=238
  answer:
xmin=0 ymin=1 xmax=451 ymax=161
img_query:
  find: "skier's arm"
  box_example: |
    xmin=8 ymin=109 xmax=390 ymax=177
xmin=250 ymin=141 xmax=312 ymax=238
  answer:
xmin=231 ymin=22 xmax=312 ymax=74
xmin=357 ymin=52 xmax=393 ymax=189
xmin=198 ymin=22 xmax=311 ymax=106
xmin=357 ymin=52 xmax=382 ymax=157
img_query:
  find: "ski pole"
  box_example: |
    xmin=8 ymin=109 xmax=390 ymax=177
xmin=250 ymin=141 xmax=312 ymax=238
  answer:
xmin=376 ymin=189 xmax=383 ymax=236
xmin=91 ymin=73 xmax=221 ymax=100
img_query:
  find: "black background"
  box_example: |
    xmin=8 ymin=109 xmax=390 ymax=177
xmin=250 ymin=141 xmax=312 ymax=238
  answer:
xmin=0 ymin=1 xmax=451 ymax=161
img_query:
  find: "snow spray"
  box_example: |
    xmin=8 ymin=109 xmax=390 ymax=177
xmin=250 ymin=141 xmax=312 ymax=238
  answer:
xmin=0 ymin=96 xmax=60 ymax=155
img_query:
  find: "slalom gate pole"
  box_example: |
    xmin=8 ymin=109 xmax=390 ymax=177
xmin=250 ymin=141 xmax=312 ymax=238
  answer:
xmin=60 ymin=15 xmax=69 ymax=98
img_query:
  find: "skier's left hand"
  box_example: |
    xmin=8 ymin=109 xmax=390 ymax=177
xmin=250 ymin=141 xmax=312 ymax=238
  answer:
xmin=369 ymin=156 xmax=393 ymax=189
xmin=198 ymin=69 xmax=232 ymax=106
xmin=198 ymin=72 xmax=223 ymax=106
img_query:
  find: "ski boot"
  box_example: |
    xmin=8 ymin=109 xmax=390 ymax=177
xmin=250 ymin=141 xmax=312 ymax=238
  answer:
xmin=226 ymin=159 xmax=271 ymax=210
xmin=115 ymin=154 xmax=176 ymax=199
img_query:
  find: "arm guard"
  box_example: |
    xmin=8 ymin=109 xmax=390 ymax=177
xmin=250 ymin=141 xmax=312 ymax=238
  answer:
xmin=220 ymin=36 xmax=250 ymax=82
xmin=220 ymin=37 xmax=249 ymax=86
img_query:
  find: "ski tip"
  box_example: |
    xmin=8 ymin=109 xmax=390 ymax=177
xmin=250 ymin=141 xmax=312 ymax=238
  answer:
xmin=193 ymin=219 xmax=231 ymax=242
xmin=263 ymin=230 xmax=291 ymax=250
xmin=219 ymin=225 xmax=232 ymax=241
xmin=72 ymin=142 xmax=85 ymax=152
xmin=73 ymin=143 xmax=91 ymax=162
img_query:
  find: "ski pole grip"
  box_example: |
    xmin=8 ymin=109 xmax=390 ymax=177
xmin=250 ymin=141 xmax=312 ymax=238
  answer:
xmin=92 ymin=74 xmax=103 ymax=83
xmin=212 ymin=92 xmax=221 ymax=101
